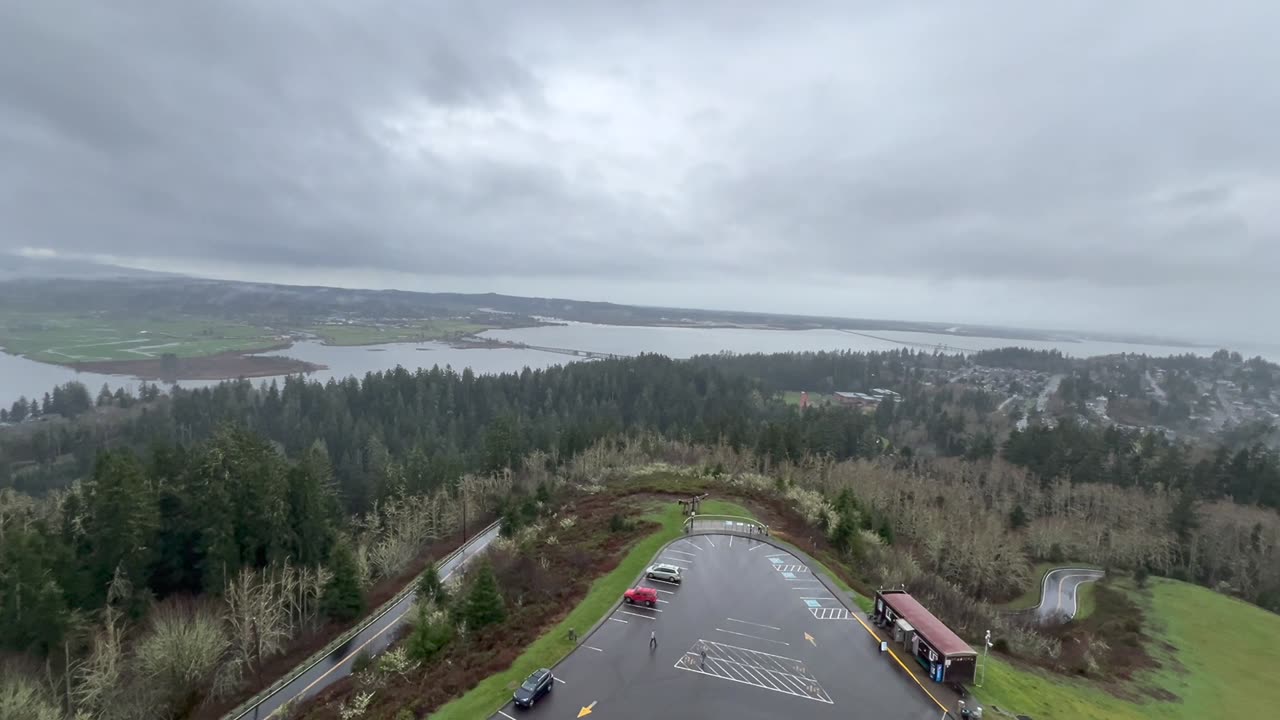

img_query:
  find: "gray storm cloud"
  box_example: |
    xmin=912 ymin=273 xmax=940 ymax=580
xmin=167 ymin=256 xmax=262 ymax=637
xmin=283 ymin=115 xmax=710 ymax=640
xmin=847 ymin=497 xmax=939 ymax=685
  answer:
xmin=2 ymin=1 xmax=1277 ymax=342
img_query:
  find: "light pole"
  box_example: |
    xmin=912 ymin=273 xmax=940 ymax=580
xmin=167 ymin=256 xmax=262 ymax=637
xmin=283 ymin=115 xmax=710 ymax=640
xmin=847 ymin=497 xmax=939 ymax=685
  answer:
xmin=976 ymin=629 xmax=992 ymax=687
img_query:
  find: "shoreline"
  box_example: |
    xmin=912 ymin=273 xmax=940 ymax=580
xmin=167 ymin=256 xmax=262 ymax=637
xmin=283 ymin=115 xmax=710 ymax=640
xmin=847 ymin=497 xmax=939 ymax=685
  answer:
xmin=63 ymin=344 xmax=325 ymax=381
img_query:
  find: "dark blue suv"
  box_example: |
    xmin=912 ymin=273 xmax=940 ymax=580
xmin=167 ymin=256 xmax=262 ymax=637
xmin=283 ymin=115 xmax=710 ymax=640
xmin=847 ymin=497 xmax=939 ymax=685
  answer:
xmin=513 ymin=667 xmax=554 ymax=708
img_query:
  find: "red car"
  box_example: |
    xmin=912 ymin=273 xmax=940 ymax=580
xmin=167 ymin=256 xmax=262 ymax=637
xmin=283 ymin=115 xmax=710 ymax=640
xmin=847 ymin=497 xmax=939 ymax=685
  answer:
xmin=624 ymin=586 xmax=659 ymax=607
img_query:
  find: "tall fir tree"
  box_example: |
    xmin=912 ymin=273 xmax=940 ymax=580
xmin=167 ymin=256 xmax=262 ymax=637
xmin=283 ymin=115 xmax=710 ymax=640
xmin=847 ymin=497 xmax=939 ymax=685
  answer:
xmin=322 ymin=538 xmax=365 ymax=622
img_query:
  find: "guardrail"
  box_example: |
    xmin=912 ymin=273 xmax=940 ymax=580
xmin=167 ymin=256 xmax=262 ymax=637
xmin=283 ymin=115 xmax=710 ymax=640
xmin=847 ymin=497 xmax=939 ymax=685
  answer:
xmin=223 ymin=520 xmax=502 ymax=720
xmin=682 ymin=513 xmax=769 ymax=536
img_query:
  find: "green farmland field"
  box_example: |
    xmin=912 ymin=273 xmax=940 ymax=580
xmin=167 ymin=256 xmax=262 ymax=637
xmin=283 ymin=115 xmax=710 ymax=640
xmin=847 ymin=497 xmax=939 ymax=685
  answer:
xmin=305 ymin=319 xmax=491 ymax=346
xmin=0 ymin=312 xmax=284 ymax=363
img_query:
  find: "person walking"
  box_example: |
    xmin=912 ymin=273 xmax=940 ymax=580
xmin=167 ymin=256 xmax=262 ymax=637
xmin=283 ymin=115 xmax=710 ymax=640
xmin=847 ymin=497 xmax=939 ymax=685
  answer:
xmin=649 ymin=630 xmax=657 ymax=651
xmin=700 ymin=647 xmax=707 ymax=669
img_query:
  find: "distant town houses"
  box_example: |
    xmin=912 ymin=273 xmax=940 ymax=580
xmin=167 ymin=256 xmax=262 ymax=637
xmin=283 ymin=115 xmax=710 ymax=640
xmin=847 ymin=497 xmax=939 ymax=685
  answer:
xmin=833 ymin=387 xmax=901 ymax=410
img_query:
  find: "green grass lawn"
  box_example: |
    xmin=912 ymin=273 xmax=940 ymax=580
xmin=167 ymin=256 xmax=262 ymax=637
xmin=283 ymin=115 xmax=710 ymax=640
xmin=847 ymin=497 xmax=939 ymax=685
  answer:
xmin=1075 ymin=580 xmax=1097 ymax=620
xmin=307 ymin=319 xmax=489 ymax=346
xmin=782 ymin=390 xmax=828 ymax=406
xmin=432 ymin=499 xmax=756 ymax=720
xmin=976 ymin=577 xmax=1280 ymax=720
xmin=0 ymin=312 xmax=283 ymax=362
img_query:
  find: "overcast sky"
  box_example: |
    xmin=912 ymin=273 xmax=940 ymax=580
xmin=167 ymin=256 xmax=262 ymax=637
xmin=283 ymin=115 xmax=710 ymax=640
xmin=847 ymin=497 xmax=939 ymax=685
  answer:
xmin=2 ymin=1 xmax=1278 ymax=344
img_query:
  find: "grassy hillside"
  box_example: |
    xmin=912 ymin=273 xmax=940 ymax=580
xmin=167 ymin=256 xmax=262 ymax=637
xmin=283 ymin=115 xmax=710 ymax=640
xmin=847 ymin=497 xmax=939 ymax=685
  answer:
xmin=977 ymin=577 xmax=1280 ymax=720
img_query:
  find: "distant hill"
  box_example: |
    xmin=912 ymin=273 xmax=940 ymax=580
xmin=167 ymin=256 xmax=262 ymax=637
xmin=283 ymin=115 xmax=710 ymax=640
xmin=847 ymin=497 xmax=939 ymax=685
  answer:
xmin=0 ymin=254 xmax=177 ymax=281
xmin=0 ymin=269 xmax=1197 ymax=348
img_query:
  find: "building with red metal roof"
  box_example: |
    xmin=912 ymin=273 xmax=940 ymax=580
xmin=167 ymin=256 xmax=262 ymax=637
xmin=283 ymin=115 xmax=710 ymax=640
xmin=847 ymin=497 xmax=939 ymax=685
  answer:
xmin=873 ymin=589 xmax=978 ymax=685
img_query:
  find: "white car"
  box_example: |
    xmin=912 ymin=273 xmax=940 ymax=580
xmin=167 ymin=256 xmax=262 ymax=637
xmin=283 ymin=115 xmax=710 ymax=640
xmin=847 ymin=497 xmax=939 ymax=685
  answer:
xmin=646 ymin=563 xmax=682 ymax=583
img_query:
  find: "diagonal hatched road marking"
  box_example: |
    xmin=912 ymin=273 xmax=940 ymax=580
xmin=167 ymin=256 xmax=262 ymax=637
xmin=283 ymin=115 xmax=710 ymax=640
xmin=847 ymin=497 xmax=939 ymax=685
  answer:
xmin=676 ymin=639 xmax=833 ymax=704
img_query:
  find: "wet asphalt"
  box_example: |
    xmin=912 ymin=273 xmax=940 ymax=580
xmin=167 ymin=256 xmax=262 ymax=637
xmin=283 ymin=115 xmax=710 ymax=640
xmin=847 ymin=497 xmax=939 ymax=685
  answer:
xmin=489 ymin=532 xmax=946 ymax=720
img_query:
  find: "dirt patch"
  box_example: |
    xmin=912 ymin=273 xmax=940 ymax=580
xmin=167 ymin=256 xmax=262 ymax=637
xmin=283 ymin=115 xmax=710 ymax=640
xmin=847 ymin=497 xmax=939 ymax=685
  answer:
xmin=194 ymin=522 xmax=492 ymax=720
xmin=70 ymin=344 xmax=322 ymax=381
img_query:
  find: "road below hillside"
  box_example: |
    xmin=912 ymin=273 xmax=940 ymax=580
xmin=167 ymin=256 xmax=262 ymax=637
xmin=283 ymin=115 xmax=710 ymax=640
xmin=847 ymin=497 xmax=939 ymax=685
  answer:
xmin=231 ymin=522 xmax=501 ymax=720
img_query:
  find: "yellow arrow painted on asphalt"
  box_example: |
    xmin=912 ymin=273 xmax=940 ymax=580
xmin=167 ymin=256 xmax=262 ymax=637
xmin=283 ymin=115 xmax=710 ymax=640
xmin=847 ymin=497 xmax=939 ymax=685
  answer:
xmin=578 ymin=700 xmax=597 ymax=718
xmin=804 ymin=631 xmax=816 ymax=647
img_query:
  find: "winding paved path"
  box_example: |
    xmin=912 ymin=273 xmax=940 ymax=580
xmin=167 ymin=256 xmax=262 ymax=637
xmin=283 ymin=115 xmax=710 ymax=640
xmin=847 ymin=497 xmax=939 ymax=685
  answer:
xmin=1032 ymin=567 xmax=1105 ymax=624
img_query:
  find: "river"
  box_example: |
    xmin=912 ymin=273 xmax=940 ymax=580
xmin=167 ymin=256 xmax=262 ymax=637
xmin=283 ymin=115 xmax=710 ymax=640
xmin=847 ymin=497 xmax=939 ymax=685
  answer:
xmin=1 ymin=324 xmax=1274 ymax=412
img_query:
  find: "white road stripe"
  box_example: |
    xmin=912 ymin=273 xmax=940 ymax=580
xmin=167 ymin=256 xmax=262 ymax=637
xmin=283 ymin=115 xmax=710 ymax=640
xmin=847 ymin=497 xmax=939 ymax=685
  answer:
xmin=499 ymin=711 xmax=518 ymax=720
xmin=645 ymin=577 xmax=682 ymax=586
xmin=726 ymin=617 xmax=783 ymax=631
xmin=714 ymin=628 xmax=790 ymax=645
xmin=610 ymin=618 xmax=628 ymax=624
xmin=705 ymin=537 xmax=717 ymax=548
xmin=584 ymin=645 xmax=604 ymax=652
xmin=729 ymin=535 xmax=733 ymax=548
xmin=748 ymin=544 xmax=765 ymax=551
xmin=620 ymin=610 xmax=657 ymax=620
xmin=553 ymin=676 xmax=566 ymax=684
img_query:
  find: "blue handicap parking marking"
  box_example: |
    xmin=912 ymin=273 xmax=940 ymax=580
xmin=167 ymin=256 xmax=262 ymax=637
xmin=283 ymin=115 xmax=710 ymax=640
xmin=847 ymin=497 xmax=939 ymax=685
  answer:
xmin=769 ymin=557 xmax=783 ymax=564
xmin=782 ymin=571 xmax=797 ymax=579
xmin=805 ymin=599 xmax=820 ymax=608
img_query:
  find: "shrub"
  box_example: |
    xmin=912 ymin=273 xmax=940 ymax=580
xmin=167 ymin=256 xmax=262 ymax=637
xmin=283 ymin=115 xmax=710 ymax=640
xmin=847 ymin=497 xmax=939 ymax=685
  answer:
xmin=351 ymin=650 xmax=373 ymax=674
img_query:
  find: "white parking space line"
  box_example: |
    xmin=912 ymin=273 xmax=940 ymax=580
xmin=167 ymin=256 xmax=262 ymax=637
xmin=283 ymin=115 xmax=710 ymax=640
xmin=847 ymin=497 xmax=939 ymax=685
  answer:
xmin=715 ymin=628 xmax=789 ymax=645
xmin=798 ymin=596 xmax=834 ymax=600
xmin=645 ymin=577 xmax=682 ymax=586
xmin=680 ymin=540 xmax=704 ymax=551
xmin=666 ymin=549 xmax=697 ymax=557
xmin=610 ymin=618 xmax=628 ymax=624
xmin=657 ymin=599 xmax=670 ymax=604
xmin=553 ymin=676 xmax=566 ymax=684
xmin=748 ymin=543 xmax=765 ymax=551
xmin=705 ymin=537 xmax=717 ymax=548
xmin=765 ymin=553 xmax=789 ymax=558
xmin=499 ymin=711 xmax=518 ymax=720
xmin=620 ymin=610 xmax=657 ymax=620
xmin=585 ymin=645 xmax=604 ymax=652
xmin=648 ymin=587 xmax=676 ymax=594
xmin=624 ymin=604 xmax=664 ymax=612
xmin=660 ymin=558 xmax=692 ymax=566
xmin=726 ymin=617 xmax=782 ymax=631
xmin=729 ymin=535 xmax=733 ymax=548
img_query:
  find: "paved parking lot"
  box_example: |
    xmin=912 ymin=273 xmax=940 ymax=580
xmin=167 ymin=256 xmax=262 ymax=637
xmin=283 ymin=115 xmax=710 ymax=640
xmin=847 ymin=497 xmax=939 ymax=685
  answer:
xmin=488 ymin=531 xmax=948 ymax=720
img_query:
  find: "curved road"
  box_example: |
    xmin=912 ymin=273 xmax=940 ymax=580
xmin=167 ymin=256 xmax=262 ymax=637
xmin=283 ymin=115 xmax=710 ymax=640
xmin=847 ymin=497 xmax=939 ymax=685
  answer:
xmin=231 ymin=522 xmax=501 ymax=720
xmin=1033 ymin=567 xmax=1104 ymax=624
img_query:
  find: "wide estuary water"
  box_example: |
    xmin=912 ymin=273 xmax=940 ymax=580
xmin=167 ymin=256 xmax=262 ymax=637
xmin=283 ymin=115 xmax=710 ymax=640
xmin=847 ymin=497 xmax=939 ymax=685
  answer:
xmin=2 ymin=322 xmax=1273 ymax=411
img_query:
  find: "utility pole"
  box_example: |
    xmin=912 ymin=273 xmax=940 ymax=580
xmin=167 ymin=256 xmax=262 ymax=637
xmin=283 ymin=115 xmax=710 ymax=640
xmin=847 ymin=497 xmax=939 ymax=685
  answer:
xmin=461 ymin=480 xmax=468 ymax=544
